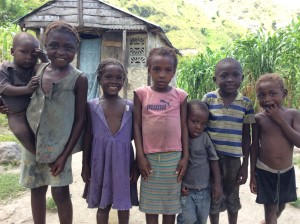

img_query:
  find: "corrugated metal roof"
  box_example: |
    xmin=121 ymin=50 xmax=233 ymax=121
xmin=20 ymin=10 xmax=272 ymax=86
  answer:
xmin=15 ymin=0 xmax=177 ymax=51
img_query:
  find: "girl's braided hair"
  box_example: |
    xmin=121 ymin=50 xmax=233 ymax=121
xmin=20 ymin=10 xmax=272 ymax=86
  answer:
xmin=96 ymin=58 xmax=126 ymax=79
xmin=44 ymin=20 xmax=80 ymax=44
xmin=147 ymin=47 xmax=178 ymax=69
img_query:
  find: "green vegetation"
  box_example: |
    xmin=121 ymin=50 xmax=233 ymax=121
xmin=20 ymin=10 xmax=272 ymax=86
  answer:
xmin=290 ymin=198 xmax=300 ymax=208
xmin=0 ymin=172 xmax=26 ymax=201
xmin=294 ymin=155 xmax=300 ymax=168
xmin=46 ymin=197 xmax=57 ymax=212
xmin=106 ymin=0 xmax=299 ymax=51
xmin=177 ymin=17 xmax=300 ymax=110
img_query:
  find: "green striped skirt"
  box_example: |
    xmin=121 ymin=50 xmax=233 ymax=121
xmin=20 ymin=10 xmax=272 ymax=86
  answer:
xmin=139 ymin=151 xmax=182 ymax=215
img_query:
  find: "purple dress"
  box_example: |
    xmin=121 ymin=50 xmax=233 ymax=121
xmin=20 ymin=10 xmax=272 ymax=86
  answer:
xmin=84 ymin=99 xmax=138 ymax=210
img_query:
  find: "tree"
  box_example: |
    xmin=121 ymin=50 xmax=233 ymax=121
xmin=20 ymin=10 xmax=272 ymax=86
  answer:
xmin=0 ymin=0 xmax=44 ymax=26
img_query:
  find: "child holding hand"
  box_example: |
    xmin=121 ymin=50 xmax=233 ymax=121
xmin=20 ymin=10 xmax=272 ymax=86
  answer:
xmin=134 ymin=47 xmax=189 ymax=224
xmin=0 ymin=32 xmax=48 ymax=153
xmin=82 ymin=58 xmax=139 ymax=224
xmin=250 ymin=73 xmax=299 ymax=224
xmin=21 ymin=20 xmax=88 ymax=224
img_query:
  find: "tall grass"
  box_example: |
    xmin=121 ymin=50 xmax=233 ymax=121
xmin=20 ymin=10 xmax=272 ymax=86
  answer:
xmin=177 ymin=17 xmax=300 ymax=110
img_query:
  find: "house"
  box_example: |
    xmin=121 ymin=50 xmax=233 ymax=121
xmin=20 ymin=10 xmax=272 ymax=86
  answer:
xmin=17 ymin=0 xmax=178 ymax=99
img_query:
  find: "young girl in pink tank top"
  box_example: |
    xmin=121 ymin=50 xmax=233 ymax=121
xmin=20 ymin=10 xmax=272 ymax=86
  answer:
xmin=134 ymin=47 xmax=189 ymax=224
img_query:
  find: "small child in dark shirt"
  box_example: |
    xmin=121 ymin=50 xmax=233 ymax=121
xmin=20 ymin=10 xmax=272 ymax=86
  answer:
xmin=0 ymin=32 xmax=47 ymax=154
xmin=177 ymin=100 xmax=222 ymax=224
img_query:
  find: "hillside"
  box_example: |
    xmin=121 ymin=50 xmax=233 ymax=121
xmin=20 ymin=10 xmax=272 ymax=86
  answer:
xmin=105 ymin=0 xmax=300 ymax=52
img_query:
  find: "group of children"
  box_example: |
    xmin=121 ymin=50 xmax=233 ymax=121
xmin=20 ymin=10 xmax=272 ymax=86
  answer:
xmin=0 ymin=20 xmax=298 ymax=224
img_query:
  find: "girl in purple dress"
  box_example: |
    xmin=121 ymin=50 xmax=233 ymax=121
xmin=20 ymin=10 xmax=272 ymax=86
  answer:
xmin=81 ymin=58 xmax=139 ymax=224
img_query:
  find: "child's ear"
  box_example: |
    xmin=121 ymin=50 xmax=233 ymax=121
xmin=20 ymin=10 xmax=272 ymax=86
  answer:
xmin=283 ymin=88 xmax=288 ymax=98
xmin=10 ymin=48 xmax=14 ymax=56
xmin=213 ymin=76 xmax=216 ymax=83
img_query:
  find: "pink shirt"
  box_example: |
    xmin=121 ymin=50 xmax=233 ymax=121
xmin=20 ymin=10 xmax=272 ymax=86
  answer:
xmin=135 ymin=86 xmax=188 ymax=154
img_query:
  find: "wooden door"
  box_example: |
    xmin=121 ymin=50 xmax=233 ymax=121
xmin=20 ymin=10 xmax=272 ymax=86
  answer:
xmin=79 ymin=38 xmax=101 ymax=99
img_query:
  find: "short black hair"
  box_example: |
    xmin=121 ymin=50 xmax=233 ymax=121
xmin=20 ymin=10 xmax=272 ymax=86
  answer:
xmin=187 ymin=100 xmax=209 ymax=116
xmin=215 ymin=57 xmax=242 ymax=76
xmin=147 ymin=47 xmax=178 ymax=69
xmin=12 ymin=32 xmax=39 ymax=48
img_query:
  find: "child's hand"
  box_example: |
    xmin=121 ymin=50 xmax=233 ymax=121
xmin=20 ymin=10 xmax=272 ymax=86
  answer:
xmin=181 ymin=186 xmax=189 ymax=196
xmin=264 ymin=104 xmax=285 ymax=125
xmin=250 ymin=176 xmax=257 ymax=194
xmin=176 ymin=158 xmax=188 ymax=182
xmin=26 ymin=76 xmax=40 ymax=92
xmin=237 ymin=162 xmax=248 ymax=185
xmin=34 ymin=48 xmax=48 ymax=63
xmin=212 ymin=182 xmax=222 ymax=201
xmin=49 ymin=155 xmax=67 ymax=176
xmin=81 ymin=164 xmax=91 ymax=183
xmin=138 ymin=156 xmax=152 ymax=181
xmin=130 ymin=161 xmax=140 ymax=183
xmin=0 ymin=105 xmax=10 ymax=114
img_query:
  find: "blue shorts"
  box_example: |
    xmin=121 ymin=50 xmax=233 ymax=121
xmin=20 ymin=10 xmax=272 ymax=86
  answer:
xmin=177 ymin=187 xmax=211 ymax=224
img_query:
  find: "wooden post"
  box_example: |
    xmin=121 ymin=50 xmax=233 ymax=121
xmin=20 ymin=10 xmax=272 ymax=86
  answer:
xmin=122 ymin=30 xmax=128 ymax=98
xmin=78 ymin=0 xmax=83 ymax=27
xmin=39 ymin=27 xmax=45 ymax=49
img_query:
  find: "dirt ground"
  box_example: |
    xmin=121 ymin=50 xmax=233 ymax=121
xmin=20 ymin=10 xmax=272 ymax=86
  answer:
xmin=0 ymin=151 xmax=300 ymax=224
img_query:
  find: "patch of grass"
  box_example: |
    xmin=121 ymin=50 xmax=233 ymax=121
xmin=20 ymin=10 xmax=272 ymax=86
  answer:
xmin=290 ymin=198 xmax=300 ymax=208
xmin=0 ymin=172 xmax=27 ymax=201
xmin=46 ymin=197 xmax=57 ymax=212
xmin=293 ymin=155 xmax=300 ymax=168
xmin=2 ymin=160 xmax=21 ymax=170
xmin=0 ymin=133 xmax=19 ymax=143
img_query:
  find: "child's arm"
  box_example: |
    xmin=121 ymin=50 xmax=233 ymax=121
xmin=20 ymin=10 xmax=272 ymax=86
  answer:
xmin=266 ymin=105 xmax=300 ymax=147
xmin=50 ymin=74 xmax=88 ymax=176
xmin=176 ymin=97 xmax=189 ymax=182
xmin=1 ymin=76 xmax=39 ymax=96
xmin=81 ymin=104 xmax=92 ymax=183
xmin=209 ymin=160 xmax=222 ymax=201
xmin=250 ymin=122 xmax=259 ymax=194
xmin=133 ymin=92 xmax=152 ymax=181
xmin=237 ymin=123 xmax=251 ymax=185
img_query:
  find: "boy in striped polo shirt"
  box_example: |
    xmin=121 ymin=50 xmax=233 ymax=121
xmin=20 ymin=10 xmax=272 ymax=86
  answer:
xmin=203 ymin=58 xmax=255 ymax=224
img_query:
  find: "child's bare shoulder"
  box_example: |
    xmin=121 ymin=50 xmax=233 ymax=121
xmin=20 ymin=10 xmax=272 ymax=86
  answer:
xmin=255 ymin=111 xmax=265 ymax=122
xmin=286 ymin=108 xmax=300 ymax=121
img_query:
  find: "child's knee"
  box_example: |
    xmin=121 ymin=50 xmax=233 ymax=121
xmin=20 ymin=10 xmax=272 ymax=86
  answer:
xmin=97 ymin=206 xmax=111 ymax=214
xmin=51 ymin=186 xmax=71 ymax=203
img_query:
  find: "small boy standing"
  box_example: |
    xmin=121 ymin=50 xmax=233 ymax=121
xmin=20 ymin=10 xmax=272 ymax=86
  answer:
xmin=203 ymin=58 xmax=255 ymax=224
xmin=250 ymin=73 xmax=299 ymax=224
xmin=177 ymin=100 xmax=222 ymax=224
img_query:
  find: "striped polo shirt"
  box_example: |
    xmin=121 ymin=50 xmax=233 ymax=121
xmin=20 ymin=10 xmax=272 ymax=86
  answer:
xmin=202 ymin=89 xmax=255 ymax=157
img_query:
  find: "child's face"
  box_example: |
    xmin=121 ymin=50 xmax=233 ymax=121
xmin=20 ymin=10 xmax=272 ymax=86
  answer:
xmin=45 ymin=30 xmax=78 ymax=68
xmin=214 ymin=62 xmax=243 ymax=96
xmin=187 ymin=106 xmax=209 ymax=138
xmin=11 ymin=38 xmax=39 ymax=69
xmin=148 ymin=55 xmax=175 ymax=91
xmin=98 ymin=64 xmax=125 ymax=97
xmin=256 ymin=80 xmax=287 ymax=110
